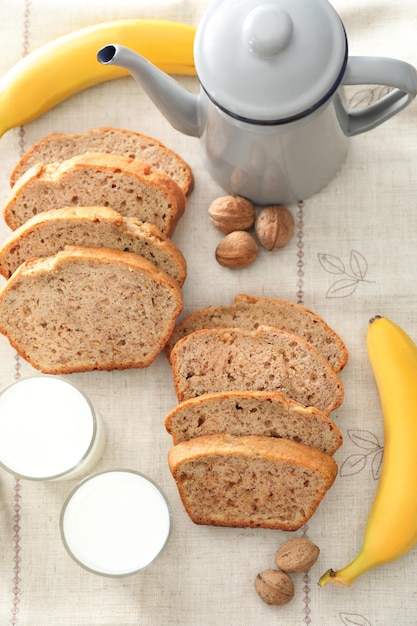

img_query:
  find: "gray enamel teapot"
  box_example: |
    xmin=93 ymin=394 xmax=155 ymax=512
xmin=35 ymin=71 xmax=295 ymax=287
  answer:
xmin=97 ymin=0 xmax=417 ymax=204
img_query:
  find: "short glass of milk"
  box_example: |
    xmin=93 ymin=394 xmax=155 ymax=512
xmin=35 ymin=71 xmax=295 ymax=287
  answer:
xmin=0 ymin=375 xmax=105 ymax=481
xmin=60 ymin=469 xmax=172 ymax=576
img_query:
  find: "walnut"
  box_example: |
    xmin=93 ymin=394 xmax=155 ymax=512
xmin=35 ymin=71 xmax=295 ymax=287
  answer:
xmin=275 ymin=538 xmax=320 ymax=573
xmin=215 ymin=231 xmax=259 ymax=269
xmin=254 ymin=205 xmax=295 ymax=250
xmin=208 ymin=195 xmax=255 ymax=234
xmin=254 ymin=569 xmax=294 ymax=606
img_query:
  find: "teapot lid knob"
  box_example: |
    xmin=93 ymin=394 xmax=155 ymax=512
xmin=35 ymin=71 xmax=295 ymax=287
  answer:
xmin=243 ymin=6 xmax=293 ymax=58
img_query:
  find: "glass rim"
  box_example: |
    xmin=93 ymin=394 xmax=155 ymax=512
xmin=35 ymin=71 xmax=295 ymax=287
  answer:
xmin=59 ymin=468 xmax=173 ymax=577
xmin=0 ymin=374 xmax=98 ymax=481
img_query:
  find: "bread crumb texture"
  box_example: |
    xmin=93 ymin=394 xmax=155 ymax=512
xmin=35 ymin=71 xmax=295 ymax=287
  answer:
xmin=0 ymin=206 xmax=187 ymax=285
xmin=4 ymin=153 xmax=186 ymax=235
xmin=164 ymin=390 xmax=343 ymax=454
xmin=170 ymin=326 xmax=344 ymax=414
xmin=168 ymin=434 xmax=337 ymax=530
xmin=0 ymin=247 xmax=183 ymax=373
xmin=9 ymin=127 xmax=194 ymax=195
xmin=166 ymin=293 xmax=348 ymax=372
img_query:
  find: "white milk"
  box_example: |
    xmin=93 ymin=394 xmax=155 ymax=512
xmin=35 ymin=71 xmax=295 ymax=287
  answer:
xmin=0 ymin=376 xmax=105 ymax=480
xmin=60 ymin=470 xmax=172 ymax=576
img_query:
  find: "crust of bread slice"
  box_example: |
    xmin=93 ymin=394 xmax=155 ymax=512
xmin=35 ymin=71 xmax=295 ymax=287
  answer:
xmin=3 ymin=153 xmax=186 ymax=235
xmin=166 ymin=294 xmax=347 ymax=372
xmin=0 ymin=206 xmax=187 ymax=285
xmin=0 ymin=246 xmax=183 ymax=374
xmin=164 ymin=390 xmax=343 ymax=454
xmin=168 ymin=433 xmax=338 ymax=530
xmin=9 ymin=126 xmax=194 ymax=196
xmin=169 ymin=326 xmax=344 ymax=414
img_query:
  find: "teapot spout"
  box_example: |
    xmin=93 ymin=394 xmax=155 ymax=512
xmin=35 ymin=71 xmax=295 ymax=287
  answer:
xmin=97 ymin=44 xmax=202 ymax=137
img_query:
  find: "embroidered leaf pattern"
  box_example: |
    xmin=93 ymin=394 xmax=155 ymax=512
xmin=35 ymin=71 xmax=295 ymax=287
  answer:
xmin=349 ymin=88 xmax=377 ymax=109
xmin=339 ymin=453 xmax=367 ymax=477
xmin=318 ymin=253 xmax=346 ymax=275
xmin=348 ymin=429 xmax=380 ymax=450
xmin=340 ymin=612 xmax=372 ymax=626
xmin=318 ymin=250 xmax=374 ymax=298
xmin=326 ymin=278 xmax=360 ymax=299
xmin=371 ymin=447 xmax=384 ymax=481
xmin=348 ymin=85 xmax=392 ymax=110
xmin=340 ymin=429 xmax=383 ymax=479
xmin=350 ymin=249 xmax=368 ymax=280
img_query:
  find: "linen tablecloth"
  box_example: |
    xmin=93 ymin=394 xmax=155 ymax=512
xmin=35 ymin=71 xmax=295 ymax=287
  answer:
xmin=1 ymin=1 xmax=417 ymax=624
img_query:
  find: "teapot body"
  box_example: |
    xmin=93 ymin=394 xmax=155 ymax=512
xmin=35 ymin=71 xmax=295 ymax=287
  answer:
xmin=98 ymin=0 xmax=417 ymax=205
xmin=192 ymin=0 xmax=417 ymax=204
xmin=199 ymin=89 xmax=349 ymax=204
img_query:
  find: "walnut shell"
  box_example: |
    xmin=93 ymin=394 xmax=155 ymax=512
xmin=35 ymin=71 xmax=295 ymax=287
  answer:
xmin=208 ymin=195 xmax=255 ymax=234
xmin=254 ymin=569 xmax=294 ymax=606
xmin=275 ymin=538 xmax=320 ymax=573
xmin=215 ymin=231 xmax=259 ymax=269
xmin=255 ymin=205 xmax=295 ymax=250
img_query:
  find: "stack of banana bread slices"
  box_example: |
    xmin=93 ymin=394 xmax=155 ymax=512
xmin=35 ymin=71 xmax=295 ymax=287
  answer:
xmin=165 ymin=294 xmax=347 ymax=531
xmin=0 ymin=127 xmax=193 ymax=373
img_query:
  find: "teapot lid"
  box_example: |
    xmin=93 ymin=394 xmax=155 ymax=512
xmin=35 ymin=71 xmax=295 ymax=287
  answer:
xmin=194 ymin=0 xmax=348 ymax=123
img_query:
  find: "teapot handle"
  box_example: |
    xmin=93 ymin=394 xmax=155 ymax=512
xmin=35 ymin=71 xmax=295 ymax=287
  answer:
xmin=338 ymin=56 xmax=417 ymax=136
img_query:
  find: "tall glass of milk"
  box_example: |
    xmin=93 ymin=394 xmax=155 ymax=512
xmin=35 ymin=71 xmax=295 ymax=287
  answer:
xmin=60 ymin=470 xmax=172 ymax=576
xmin=0 ymin=376 xmax=105 ymax=481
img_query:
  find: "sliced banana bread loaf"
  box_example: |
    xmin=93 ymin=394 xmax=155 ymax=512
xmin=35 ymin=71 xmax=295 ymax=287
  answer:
xmin=0 ymin=246 xmax=183 ymax=374
xmin=164 ymin=390 xmax=343 ymax=454
xmin=166 ymin=294 xmax=347 ymax=372
xmin=0 ymin=206 xmax=187 ymax=285
xmin=168 ymin=434 xmax=338 ymax=530
xmin=3 ymin=153 xmax=186 ymax=235
xmin=10 ymin=127 xmax=194 ymax=196
xmin=169 ymin=326 xmax=344 ymax=414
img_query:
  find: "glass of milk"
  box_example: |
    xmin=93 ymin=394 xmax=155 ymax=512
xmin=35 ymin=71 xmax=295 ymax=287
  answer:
xmin=0 ymin=375 xmax=105 ymax=481
xmin=60 ymin=469 xmax=172 ymax=576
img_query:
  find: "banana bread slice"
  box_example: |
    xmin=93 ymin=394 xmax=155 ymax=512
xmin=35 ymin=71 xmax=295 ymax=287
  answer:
xmin=0 ymin=246 xmax=183 ymax=373
xmin=164 ymin=390 xmax=343 ymax=454
xmin=9 ymin=126 xmax=194 ymax=196
xmin=166 ymin=294 xmax=347 ymax=372
xmin=3 ymin=153 xmax=186 ymax=235
xmin=170 ymin=326 xmax=344 ymax=414
xmin=0 ymin=206 xmax=187 ymax=285
xmin=168 ymin=434 xmax=338 ymax=530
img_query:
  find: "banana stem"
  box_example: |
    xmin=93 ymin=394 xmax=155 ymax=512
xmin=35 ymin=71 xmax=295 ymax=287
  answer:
xmin=318 ymin=552 xmax=374 ymax=587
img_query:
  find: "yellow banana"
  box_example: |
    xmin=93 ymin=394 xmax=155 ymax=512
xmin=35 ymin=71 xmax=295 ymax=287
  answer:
xmin=319 ymin=315 xmax=417 ymax=587
xmin=0 ymin=19 xmax=196 ymax=139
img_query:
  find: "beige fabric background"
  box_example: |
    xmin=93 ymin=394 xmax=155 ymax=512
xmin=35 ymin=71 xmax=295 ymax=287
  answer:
xmin=0 ymin=0 xmax=417 ymax=624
